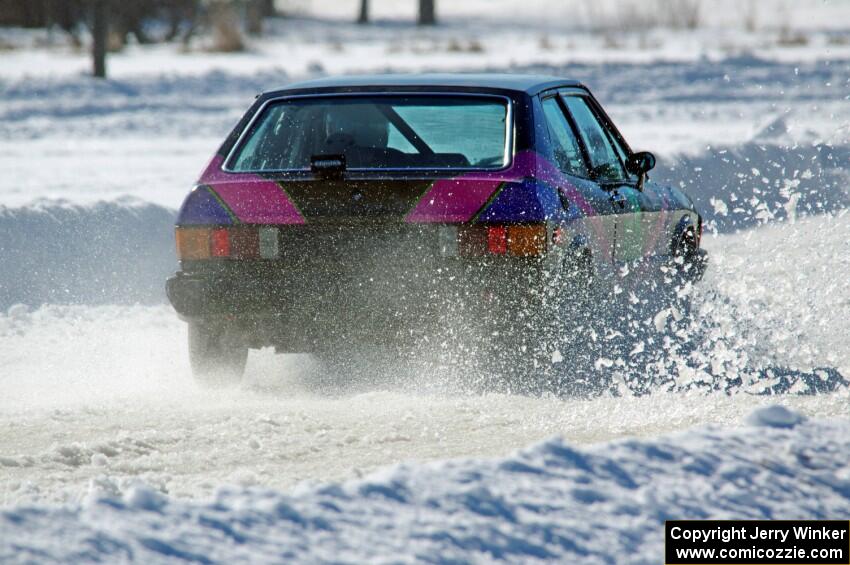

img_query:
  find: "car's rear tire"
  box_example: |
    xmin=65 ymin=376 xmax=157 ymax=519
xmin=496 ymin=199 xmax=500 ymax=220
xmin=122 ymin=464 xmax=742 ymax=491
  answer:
xmin=481 ymin=266 xmax=599 ymax=396
xmin=188 ymin=320 xmax=248 ymax=386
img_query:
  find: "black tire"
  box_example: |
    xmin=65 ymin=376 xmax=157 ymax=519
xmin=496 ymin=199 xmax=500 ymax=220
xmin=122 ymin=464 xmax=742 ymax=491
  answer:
xmin=480 ymin=304 xmax=547 ymax=395
xmin=473 ymin=248 xmax=603 ymax=396
xmin=188 ymin=320 xmax=249 ymax=386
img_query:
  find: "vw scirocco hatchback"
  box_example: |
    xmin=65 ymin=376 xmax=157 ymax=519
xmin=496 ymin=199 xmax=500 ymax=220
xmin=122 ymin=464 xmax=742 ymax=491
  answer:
xmin=166 ymin=74 xmax=707 ymax=385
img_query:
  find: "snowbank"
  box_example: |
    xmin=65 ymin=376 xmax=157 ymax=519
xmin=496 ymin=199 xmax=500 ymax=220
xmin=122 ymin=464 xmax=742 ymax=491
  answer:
xmin=3 ymin=406 xmax=850 ymax=564
xmin=0 ymin=199 xmax=175 ymax=309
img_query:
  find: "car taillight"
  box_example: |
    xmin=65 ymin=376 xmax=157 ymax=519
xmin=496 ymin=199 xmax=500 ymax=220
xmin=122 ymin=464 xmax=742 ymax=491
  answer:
xmin=487 ymin=225 xmax=508 ymax=255
xmin=451 ymin=224 xmax=547 ymax=257
xmin=175 ymin=226 xmax=279 ymax=261
xmin=210 ymin=228 xmax=230 ymax=257
xmin=175 ymin=227 xmax=212 ymax=260
xmin=507 ymin=225 xmax=547 ymax=256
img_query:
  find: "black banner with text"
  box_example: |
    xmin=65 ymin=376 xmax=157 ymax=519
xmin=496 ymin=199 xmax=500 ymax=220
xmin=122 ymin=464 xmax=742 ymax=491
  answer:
xmin=665 ymin=520 xmax=850 ymax=564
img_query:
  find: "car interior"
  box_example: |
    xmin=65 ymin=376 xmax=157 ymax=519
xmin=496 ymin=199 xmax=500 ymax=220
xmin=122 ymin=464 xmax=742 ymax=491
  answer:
xmin=229 ymin=97 xmax=507 ymax=171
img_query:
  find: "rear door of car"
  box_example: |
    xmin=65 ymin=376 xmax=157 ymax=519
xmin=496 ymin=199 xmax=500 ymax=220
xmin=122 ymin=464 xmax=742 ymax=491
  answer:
xmin=558 ymin=93 xmax=647 ymax=264
xmin=539 ymin=92 xmax=617 ymax=268
xmin=579 ymin=95 xmax=674 ymax=260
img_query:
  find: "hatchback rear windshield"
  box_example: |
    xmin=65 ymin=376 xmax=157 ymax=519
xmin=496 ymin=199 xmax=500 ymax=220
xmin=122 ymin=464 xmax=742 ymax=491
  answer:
xmin=226 ymin=94 xmax=511 ymax=172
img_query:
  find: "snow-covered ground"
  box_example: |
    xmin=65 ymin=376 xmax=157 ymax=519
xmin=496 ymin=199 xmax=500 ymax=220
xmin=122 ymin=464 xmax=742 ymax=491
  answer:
xmin=4 ymin=406 xmax=850 ymax=564
xmin=2 ymin=1 xmax=850 ymax=561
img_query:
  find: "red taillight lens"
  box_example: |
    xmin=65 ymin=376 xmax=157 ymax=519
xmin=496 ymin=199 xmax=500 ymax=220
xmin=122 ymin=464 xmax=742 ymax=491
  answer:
xmin=210 ymin=228 xmax=230 ymax=257
xmin=487 ymin=226 xmax=508 ymax=255
xmin=175 ymin=226 xmax=263 ymax=261
xmin=455 ymin=224 xmax=548 ymax=257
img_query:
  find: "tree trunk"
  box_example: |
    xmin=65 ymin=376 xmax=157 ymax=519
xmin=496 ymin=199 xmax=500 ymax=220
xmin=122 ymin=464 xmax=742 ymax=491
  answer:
xmin=92 ymin=0 xmax=107 ymax=78
xmin=45 ymin=0 xmax=54 ymax=44
xmin=418 ymin=0 xmax=435 ymax=26
xmin=261 ymin=0 xmax=276 ymax=17
xmin=358 ymin=0 xmax=368 ymax=24
xmin=246 ymin=0 xmax=264 ymax=36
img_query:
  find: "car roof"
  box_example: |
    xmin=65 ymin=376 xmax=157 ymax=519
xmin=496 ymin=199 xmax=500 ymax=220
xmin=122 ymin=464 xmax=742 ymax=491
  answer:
xmin=265 ymin=73 xmax=584 ymax=96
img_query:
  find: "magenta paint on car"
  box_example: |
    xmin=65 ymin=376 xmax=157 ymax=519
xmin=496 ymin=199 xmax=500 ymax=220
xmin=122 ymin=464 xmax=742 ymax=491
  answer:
xmin=177 ymin=155 xmax=306 ymax=226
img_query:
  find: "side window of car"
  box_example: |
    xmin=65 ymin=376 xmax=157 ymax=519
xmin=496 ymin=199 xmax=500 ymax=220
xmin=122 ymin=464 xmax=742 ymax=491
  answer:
xmin=541 ymin=97 xmax=588 ymax=178
xmin=606 ymin=123 xmax=638 ymax=182
xmin=561 ymin=96 xmax=627 ymax=182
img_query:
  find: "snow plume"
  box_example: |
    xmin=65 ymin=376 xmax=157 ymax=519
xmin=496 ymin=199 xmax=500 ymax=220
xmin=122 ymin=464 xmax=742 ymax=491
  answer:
xmin=579 ymin=213 xmax=850 ymax=396
xmin=3 ymin=407 xmax=850 ymax=564
xmin=655 ymin=140 xmax=850 ymax=233
xmin=0 ymin=199 xmax=176 ymax=309
xmin=0 ymin=200 xmax=846 ymax=398
xmin=597 ymin=285 xmax=849 ymax=397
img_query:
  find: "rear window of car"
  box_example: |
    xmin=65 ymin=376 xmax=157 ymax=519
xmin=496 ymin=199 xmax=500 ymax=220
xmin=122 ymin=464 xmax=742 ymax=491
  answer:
xmin=226 ymin=94 xmax=511 ymax=172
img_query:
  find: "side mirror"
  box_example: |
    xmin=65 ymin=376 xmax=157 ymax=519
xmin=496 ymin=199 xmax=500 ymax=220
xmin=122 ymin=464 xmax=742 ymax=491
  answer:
xmin=625 ymin=151 xmax=656 ymax=176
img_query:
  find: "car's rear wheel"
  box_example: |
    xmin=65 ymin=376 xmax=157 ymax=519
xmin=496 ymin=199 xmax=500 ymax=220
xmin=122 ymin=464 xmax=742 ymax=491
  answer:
xmin=481 ymin=256 xmax=599 ymax=396
xmin=188 ymin=320 xmax=249 ymax=386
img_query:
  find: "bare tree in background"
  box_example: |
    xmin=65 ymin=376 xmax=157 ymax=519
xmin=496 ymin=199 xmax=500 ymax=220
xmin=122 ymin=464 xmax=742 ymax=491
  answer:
xmin=208 ymin=0 xmax=244 ymax=51
xmin=418 ymin=0 xmax=435 ymax=26
xmin=245 ymin=0 xmax=263 ymax=35
xmin=1 ymin=0 xmax=281 ymax=56
xmin=358 ymin=0 xmax=368 ymax=24
xmin=91 ymin=0 xmax=107 ymax=78
xmin=112 ymin=1 xmax=153 ymax=46
xmin=164 ymin=1 xmax=201 ymax=44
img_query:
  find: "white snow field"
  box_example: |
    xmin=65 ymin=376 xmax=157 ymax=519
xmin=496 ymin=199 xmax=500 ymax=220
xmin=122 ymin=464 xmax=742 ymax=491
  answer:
xmin=2 ymin=1 xmax=850 ymax=561
xmin=3 ymin=406 xmax=850 ymax=564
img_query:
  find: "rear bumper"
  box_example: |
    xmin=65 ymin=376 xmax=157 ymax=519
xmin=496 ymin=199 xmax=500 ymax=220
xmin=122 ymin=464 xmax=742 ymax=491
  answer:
xmin=167 ymin=272 xmax=235 ymax=320
xmin=166 ymin=259 xmax=544 ymax=349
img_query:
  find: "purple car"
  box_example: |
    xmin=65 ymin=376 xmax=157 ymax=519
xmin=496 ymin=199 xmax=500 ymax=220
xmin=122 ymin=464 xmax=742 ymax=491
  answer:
xmin=166 ymin=74 xmax=706 ymax=385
